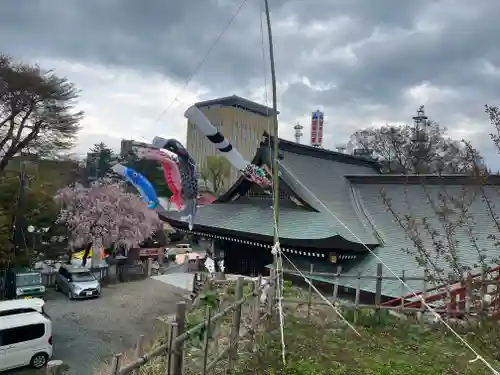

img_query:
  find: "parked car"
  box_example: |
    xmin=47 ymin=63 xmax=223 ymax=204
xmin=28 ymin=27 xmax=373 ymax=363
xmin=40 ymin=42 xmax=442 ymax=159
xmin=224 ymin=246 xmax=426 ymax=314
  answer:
xmin=55 ymin=265 xmax=101 ymax=300
xmin=0 ymin=311 xmax=53 ymax=371
xmin=4 ymin=268 xmax=46 ymax=300
xmin=165 ymin=243 xmax=192 ymax=262
xmin=0 ymin=298 xmax=47 ymax=318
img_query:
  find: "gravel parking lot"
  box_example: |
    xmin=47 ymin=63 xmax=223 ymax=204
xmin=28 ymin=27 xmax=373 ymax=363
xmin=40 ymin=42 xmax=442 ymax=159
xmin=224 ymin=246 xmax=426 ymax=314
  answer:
xmin=10 ymin=278 xmax=187 ymax=375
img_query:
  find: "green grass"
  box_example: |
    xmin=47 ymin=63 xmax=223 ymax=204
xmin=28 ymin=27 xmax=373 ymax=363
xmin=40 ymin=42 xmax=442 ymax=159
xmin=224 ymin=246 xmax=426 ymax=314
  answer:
xmin=232 ymin=311 xmax=499 ymax=375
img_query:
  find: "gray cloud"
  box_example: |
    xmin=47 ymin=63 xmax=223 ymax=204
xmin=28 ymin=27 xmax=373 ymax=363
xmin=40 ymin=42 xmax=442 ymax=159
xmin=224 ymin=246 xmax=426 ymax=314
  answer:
xmin=1 ymin=0 xmax=500 ymax=167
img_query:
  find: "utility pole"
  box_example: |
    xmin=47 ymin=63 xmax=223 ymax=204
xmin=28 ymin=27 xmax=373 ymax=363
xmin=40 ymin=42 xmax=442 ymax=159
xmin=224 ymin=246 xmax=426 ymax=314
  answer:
xmin=10 ymin=159 xmax=27 ymax=261
xmin=85 ymin=150 xmax=102 ymax=183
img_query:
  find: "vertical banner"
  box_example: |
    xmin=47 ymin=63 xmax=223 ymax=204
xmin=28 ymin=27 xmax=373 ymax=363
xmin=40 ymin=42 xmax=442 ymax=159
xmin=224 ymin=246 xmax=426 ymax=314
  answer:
xmin=318 ymin=112 xmax=324 ymax=147
xmin=311 ymin=112 xmax=318 ymax=146
xmin=311 ymin=110 xmax=324 ymax=147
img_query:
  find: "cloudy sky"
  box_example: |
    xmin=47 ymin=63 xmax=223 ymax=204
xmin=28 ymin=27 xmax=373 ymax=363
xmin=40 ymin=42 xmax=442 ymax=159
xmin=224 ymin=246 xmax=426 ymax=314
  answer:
xmin=1 ymin=0 xmax=500 ymax=166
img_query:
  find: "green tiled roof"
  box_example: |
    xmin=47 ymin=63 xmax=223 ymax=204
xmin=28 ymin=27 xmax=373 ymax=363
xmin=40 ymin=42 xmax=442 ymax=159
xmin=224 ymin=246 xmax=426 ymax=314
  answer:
xmin=278 ymin=150 xmax=380 ymax=245
xmin=338 ymin=183 xmax=500 ymax=297
xmin=163 ymin=201 xmax=337 ymax=240
xmin=162 ymin=137 xmax=383 ymax=246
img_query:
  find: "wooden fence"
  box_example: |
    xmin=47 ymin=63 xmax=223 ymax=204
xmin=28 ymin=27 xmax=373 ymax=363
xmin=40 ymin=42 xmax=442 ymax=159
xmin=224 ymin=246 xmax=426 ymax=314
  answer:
xmin=46 ymin=263 xmax=500 ymax=374
xmin=281 ymin=263 xmax=500 ymax=322
xmin=109 ymin=273 xmax=278 ymax=375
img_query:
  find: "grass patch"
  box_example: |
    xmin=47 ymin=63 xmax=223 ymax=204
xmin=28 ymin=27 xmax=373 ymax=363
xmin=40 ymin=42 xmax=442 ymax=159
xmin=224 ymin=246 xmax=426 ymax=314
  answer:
xmin=232 ymin=311 xmax=499 ymax=375
xmin=95 ymin=281 xmax=500 ymax=375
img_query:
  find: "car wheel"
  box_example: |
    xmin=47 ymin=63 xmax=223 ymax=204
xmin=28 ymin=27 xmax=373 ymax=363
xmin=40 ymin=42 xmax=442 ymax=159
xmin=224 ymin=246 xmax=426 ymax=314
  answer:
xmin=30 ymin=352 xmax=48 ymax=369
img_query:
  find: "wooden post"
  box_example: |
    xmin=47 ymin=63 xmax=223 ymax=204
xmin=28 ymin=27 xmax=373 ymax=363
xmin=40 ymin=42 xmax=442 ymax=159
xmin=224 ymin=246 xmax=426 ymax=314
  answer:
xmin=267 ymin=269 xmax=276 ymax=328
xmin=110 ymin=353 xmax=122 ymax=375
xmin=399 ymin=270 xmax=406 ymax=312
xmin=212 ymin=294 xmax=224 ymax=354
xmin=446 ymin=273 xmax=453 ymax=318
xmin=195 ymin=255 xmax=201 ymax=272
xmin=307 ymin=263 xmax=313 ymax=322
xmin=171 ymin=302 xmax=186 ymax=375
xmin=201 ymin=306 xmax=212 ymax=375
xmin=227 ymin=277 xmax=244 ymax=371
xmin=419 ymin=271 xmax=428 ymax=326
xmin=479 ymin=267 xmax=487 ymax=320
xmin=146 ymin=257 xmax=153 ymax=277
xmin=374 ymin=263 xmax=383 ymax=321
xmin=46 ymin=360 xmax=69 ymax=375
xmin=249 ymin=275 xmax=262 ymax=352
xmin=166 ymin=322 xmax=179 ymax=375
xmin=354 ymin=271 xmax=361 ymax=324
xmin=132 ymin=334 xmax=145 ymax=375
xmin=465 ymin=272 xmax=472 ymax=316
xmin=332 ymin=265 xmax=341 ymax=303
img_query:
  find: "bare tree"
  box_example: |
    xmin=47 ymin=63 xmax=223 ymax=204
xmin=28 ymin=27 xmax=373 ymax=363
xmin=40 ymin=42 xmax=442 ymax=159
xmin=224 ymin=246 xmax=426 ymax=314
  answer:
xmin=350 ymin=109 xmax=484 ymax=174
xmin=0 ymin=54 xmax=82 ymax=170
xmin=379 ymin=105 xmax=500 ymax=322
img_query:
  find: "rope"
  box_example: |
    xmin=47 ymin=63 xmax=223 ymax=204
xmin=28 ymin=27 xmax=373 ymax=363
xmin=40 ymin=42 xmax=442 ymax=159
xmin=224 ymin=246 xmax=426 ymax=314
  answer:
xmin=280 ymin=250 xmax=361 ymax=335
xmin=271 ymin=241 xmax=287 ymax=365
xmin=153 ymin=0 xmax=249 ymax=124
xmin=278 ymin=161 xmax=500 ymax=374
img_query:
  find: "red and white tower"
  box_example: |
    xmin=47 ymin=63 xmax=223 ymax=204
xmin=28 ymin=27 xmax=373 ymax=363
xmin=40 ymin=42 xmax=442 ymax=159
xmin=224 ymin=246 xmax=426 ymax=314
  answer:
xmin=310 ymin=110 xmax=324 ymax=147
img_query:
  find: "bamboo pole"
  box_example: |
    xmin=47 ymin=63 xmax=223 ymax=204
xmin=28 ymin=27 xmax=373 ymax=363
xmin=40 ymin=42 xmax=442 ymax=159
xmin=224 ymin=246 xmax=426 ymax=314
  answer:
xmin=264 ymin=0 xmax=279 ymax=316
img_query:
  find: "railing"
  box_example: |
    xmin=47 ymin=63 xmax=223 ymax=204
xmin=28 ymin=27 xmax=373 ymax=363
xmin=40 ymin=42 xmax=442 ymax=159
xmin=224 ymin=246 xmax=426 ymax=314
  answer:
xmin=107 ymin=263 xmax=500 ymax=375
xmin=45 ymin=263 xmax=499 ymax=374
xmin=382 ymin=265 xmax=500 ymax=310
xmin=117 ymin=263 xmax=146 ymax=283
xmin=282 ymin=263 xmax=500 ymax=320
xmin=109 ymin=273 xmax=278 ymax=375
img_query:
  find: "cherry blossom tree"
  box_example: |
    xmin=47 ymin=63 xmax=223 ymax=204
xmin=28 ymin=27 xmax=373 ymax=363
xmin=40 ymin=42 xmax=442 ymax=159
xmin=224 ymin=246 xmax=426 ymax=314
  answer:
xmin=54 ymin=180 xmax=162 ymax=266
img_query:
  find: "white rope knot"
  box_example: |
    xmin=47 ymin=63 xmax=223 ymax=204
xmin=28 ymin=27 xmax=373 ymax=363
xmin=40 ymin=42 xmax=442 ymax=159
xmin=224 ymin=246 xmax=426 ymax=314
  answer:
xmin=271 ymin=241 xmax=280 ymax=255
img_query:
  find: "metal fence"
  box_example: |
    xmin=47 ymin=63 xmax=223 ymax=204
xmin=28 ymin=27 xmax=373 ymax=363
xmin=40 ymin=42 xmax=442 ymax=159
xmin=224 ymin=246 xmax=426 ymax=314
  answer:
xmin=117 ymin=263 xmax=147 ymax=283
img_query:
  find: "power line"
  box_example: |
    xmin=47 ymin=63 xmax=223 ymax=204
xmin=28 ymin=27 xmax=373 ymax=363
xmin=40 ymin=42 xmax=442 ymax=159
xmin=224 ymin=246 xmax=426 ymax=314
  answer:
xmin=153 ymin=0 xmax=250 ymax=124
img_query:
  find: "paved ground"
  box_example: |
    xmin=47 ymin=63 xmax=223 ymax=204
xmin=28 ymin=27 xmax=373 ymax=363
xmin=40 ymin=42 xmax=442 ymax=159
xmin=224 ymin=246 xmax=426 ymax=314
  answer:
xmin=10 ymin=278 xmax=186 ymax=375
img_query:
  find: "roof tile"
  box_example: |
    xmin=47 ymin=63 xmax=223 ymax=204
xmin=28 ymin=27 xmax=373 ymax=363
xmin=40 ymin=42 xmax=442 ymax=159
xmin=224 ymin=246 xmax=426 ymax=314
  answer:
xmin=340 ymin=183 xmax=500 ymax=297
xmin=161 ymin=202 xmax=336 ymax=240
xmin=279 ymin=150 xmax=380 ymax=245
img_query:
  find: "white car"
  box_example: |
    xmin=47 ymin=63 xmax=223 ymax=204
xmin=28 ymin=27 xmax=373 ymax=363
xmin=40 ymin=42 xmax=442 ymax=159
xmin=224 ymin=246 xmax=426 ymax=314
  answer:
xmin=0 ymin=298 xmax=46 ymax=318
xmin=0 ymin=311 xmax=53 ymax=371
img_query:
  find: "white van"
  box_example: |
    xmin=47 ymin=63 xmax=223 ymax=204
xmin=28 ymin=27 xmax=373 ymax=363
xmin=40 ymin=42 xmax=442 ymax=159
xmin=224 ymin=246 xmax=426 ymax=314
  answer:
xmin=176 ymin=244 xmax=192 ymax=251
xmin=0 ymin=312 xmax=53 ymax=371
xmin=0 ymin=298 xmax=46 ymax=318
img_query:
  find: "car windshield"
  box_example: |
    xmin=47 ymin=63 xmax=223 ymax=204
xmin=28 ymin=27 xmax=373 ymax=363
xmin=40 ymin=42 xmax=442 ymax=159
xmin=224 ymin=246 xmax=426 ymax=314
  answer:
xmin=16 ymin=273 xmax=42 ymax=287
xmin=71 ymin=272 xmax=95 ymax=282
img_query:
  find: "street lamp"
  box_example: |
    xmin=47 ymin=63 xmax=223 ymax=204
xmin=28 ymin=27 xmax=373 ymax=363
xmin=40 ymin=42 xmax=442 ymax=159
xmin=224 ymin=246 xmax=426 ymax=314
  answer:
xmin=26 ymin=226 xmax=50 ymax=265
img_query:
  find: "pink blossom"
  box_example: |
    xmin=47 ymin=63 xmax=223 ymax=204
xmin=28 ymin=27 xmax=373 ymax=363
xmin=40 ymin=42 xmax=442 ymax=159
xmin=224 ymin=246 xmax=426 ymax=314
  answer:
xmin=55 ymin=180 xmax=162 ymax=250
